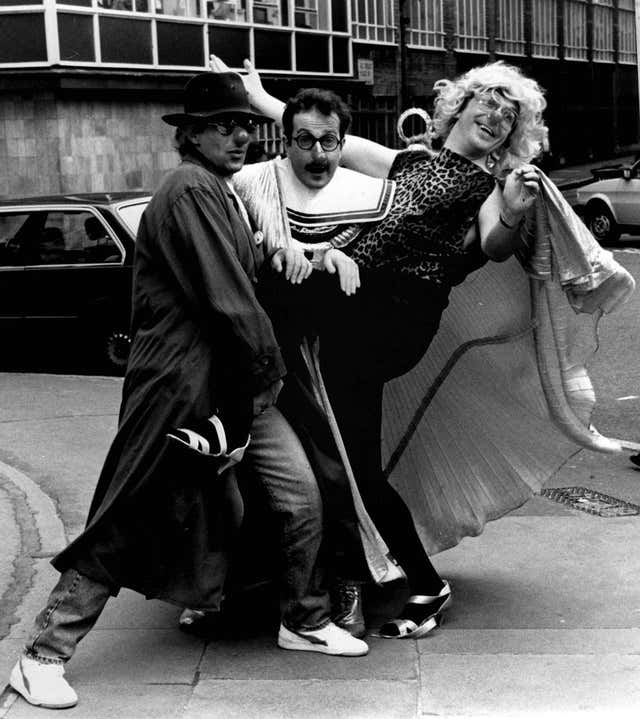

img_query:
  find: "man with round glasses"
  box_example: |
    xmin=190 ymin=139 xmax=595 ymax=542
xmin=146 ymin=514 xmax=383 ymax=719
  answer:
xmin=234 ymin=87 xmax=396 ymax=294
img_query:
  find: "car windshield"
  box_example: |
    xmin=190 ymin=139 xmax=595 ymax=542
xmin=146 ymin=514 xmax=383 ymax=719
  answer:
xmin=117 ymin=200 xmax=149 ymax=237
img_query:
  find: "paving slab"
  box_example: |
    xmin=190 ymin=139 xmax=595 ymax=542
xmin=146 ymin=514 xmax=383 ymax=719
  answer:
xmin=185 ymin=679 xmax=418 ymax=719
xmin=417 ymin=628 xmax=640 ymax=655
xmin=434 ymin=516 xmax=640 ymax=629
xmin=200 ymin=635 xmax=418 ymax=680
xmin=67 ymin=629 xmax=203 ymax=686
xmin=94 ymin=589 xmax=182 ymax=630
xmin=419 ymin=653 xmax=640 ymax=717
xmin=6 ymin=684 xmax=192 ymax=719
xmin=0 ymin=485 xmax=20 ymax=635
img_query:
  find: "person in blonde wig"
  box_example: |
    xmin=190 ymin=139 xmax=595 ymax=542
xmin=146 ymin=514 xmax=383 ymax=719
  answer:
xmin=430 ymin=62 xmax=547 ymax=174
xmin=209 ymin=56 xmax=634 ymax=641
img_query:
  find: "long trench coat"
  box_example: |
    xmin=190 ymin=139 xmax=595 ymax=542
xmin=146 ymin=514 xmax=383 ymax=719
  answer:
xmin=52 ymin=153 xmax=286 ymax=609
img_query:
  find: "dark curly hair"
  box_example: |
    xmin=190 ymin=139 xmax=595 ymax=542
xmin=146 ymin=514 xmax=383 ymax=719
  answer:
xmin=282 ymin=88 xmax=351 ymax=140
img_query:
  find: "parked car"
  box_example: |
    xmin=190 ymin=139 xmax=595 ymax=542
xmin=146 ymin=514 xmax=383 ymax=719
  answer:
xmin=576 ymin=158 xmax=640 ymax=245
xmin=0 ymin=192 xmax=150 ymax=373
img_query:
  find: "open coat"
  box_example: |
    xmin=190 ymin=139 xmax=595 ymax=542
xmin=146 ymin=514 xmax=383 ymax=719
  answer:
xmin=52 ymin=153 xmax=285 ymax=609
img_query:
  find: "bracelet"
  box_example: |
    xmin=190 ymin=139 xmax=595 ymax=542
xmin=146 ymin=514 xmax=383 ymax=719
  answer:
xmin=499 ymin=212 xmax=522 ymax=230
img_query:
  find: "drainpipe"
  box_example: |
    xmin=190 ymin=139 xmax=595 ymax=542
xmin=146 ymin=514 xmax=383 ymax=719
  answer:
xmin=636 ymin=2 xmax=640 ymax=141
xmin=398 ymin=0 xmax=409 ymax=111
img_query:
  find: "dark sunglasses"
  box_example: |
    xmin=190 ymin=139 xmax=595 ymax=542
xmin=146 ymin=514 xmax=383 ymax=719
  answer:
xmin=208 ymin=118 xmax=259 ymax=136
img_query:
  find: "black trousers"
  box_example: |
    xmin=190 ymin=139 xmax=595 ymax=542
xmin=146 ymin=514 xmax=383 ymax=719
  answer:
xmin=318 ymin=271 xmax=448 ymax=595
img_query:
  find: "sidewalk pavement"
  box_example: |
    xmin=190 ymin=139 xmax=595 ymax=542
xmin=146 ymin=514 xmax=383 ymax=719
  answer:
xmin=2 ymin=370 xmax=640 ymax=717
xmin=2 ymin=451 xmax=640 ymax=719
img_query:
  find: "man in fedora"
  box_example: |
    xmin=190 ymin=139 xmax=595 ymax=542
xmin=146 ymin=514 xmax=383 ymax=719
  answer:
xmin=8 ymin=72 xmax=368 ymax=711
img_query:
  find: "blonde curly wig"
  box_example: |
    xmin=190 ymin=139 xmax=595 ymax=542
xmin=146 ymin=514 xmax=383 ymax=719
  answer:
xmin=432 ymin=61 xmax=548 ymax=175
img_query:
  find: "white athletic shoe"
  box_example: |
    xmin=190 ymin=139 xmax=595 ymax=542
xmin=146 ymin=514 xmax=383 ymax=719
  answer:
xmin=277 ymin=621 xmax=369 ymax=656
xmin=9 ymin=655 xmax=78 ymax=709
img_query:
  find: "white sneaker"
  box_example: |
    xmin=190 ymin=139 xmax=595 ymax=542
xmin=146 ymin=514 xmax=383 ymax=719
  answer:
xmin=277 ymin=621 xmax=369 ymax=656
xmin=9 ymin=655 xmax=78 ymax=709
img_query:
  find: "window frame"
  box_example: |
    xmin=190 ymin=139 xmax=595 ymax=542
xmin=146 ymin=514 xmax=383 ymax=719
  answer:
xmin=406 ymin=0 xmax=445 ymax=51
xmin=495 ymin=0 xmax=525 ymax=57
xmin=455 ymin=0 xmax=488 ymax=54
xmin=350 ymin=0 xmax=396 ymax=46
xmin=0 ymin=0 xmax=352 ymax=74
xmin=563 ymin=0 xmax=588 ymax=62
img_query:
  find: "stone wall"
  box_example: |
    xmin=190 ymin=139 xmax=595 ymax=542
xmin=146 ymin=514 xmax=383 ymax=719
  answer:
xmin=0 ymin=92 xmax=180 ymax=199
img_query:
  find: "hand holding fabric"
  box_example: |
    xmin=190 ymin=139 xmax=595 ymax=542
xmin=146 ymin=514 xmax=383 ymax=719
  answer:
xmin=502 ymin=165 xmax=540 ymax=223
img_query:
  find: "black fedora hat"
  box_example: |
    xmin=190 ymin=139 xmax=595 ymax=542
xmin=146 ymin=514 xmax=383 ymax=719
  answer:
xmin=162 ymin=72 xmax=272 ymax=127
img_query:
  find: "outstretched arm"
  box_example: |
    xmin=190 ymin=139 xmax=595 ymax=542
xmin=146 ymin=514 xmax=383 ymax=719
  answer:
xmin=209 ymin=54 xmax=399 ymax=178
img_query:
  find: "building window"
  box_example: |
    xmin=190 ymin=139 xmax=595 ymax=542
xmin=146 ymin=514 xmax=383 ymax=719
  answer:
xmin=455 ymin=0 xmax=487 ymax=53
xmin=207 ymin=0 xmax=247 ymax=21
xmin=531 ymin=0 xmax=557 ymax=58
xmin=295 ymin=0 xmax=330 ymax=31
xmin=0 ymin=13 xmax=47 ymax=62
xmin=407 ymin=0 xmax=444 ymax=49
xmin=157 ymin=21 xmax=203 ymax=64
xmin=563 ymin=0 xmax=587 ymax=61
xmin=209 ymin=25 xmax=250 ymax=65
xmin=99 ymin=16 xmax=152 ymax=63
xmin=617 ymin=0 xmax=636 ymax=65
xmin=254 ymin=28 xmax=291 ymax=68
xmin=97 ymin=0 xmax=150 ymax=11
xmin=252 ymin=0 xmax=280 ymax=25
xmin=495 ymin=0 xmax=524 ymax=55
xmin=0 ymin=0 xmax=351 ymax=74
xmin=59 ymin=13 xmax=95 ymax=61
xmin=156 ymin=0 xmax=199 ymax=17
xmin=592 ymin=0 xmax=613 ymax=63
xmin=351 ymin=0 xmax=395 ymax=44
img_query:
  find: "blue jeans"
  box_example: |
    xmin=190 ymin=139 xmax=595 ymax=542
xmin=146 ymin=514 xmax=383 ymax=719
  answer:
xmin=245 ymin=406 xmax=329 ymax=632
xmin=24 ymin=406 xmax=330 ymax=664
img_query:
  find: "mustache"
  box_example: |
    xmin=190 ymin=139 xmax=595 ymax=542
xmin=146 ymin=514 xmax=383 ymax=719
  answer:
xmin=305 ymin=161 xmax=329 ymax=173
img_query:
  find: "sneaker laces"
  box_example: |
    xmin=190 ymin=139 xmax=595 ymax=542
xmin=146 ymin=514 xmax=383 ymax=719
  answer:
xmin=29 ymin=660 xmax=65 ymax=678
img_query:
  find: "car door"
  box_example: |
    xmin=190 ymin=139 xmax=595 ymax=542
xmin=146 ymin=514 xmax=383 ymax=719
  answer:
xmin=21 ymin=207 xmax=129 ymax=333
xmin=0 ymin=209 xmax=32 ymax=330
xmin=609 ymin=160 xmax=640 ymax=226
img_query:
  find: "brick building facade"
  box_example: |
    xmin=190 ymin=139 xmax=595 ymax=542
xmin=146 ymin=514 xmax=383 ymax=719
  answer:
xmin=0 ymin=0 xmax=638 ymax=198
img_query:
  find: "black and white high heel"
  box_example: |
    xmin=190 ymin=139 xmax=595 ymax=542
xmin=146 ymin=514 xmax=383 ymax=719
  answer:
xmin=378 ymin=580 xmax=452 ymax=639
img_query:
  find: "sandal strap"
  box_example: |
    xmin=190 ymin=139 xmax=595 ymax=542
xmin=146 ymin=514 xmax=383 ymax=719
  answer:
xmin=384 ymin=618 xmax=418 ymax=637
xmin=407 ymin=594 xmax=439 ymax=605
xmin=407 ymin=581 xmax=451 ymax=605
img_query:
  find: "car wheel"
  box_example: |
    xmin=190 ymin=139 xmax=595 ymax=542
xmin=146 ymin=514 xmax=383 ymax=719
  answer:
xmin=103 ymin=328 xmax=131 ymax=374
xmin=586 ymin=203 xmax=620 ymax=245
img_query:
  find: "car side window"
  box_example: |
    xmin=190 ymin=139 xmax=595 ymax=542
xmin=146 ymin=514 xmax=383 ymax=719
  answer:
xmin=0 ymin=209 xmax=123 ymax=267
xmin=41 ymin=211 xmax=122 ymax=265
xmin=78 ymin=213 xmax=123 ymax=263
xmin=0 ymin=212 xmax=32 ymax=266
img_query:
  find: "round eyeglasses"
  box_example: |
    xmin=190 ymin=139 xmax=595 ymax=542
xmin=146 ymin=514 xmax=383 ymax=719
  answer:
xmin=208 ymin=118 xmax=259 ymax=136
xmin=291 ymin=132 xmax=343 ymax=152
xmin=474 ymin=91 xmax=519 ymax=128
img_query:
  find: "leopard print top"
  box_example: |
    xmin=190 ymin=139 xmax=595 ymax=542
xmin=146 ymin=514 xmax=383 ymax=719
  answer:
xmin=348 ymin=147 xmax=496 ymax=288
